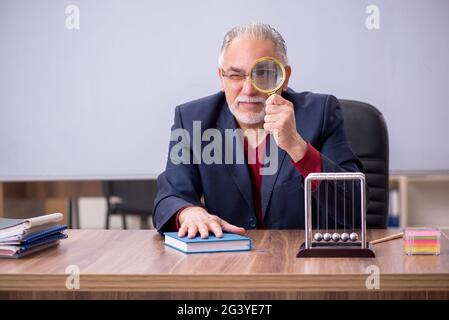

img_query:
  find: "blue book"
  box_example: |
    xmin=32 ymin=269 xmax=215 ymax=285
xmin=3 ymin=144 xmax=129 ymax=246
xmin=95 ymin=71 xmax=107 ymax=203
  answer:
xmin=0 ymin=225 xmax=67 ymax=244
xmin=21 ymin=232 xmax=68 ymax=250
xmin=164 ymin=232 xmax=252 ymax=254
xmin=22 ymin=225 xmax=67 ymax=243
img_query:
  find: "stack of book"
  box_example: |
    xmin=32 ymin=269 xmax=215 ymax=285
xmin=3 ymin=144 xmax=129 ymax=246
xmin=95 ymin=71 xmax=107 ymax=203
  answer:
xmin=0 ymin=213 xmax=68 ymax=258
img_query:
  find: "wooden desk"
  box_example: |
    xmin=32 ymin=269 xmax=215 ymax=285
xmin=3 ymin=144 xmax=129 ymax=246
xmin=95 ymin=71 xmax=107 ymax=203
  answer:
xmin=0 ymin=229 xmax=448 ymax=299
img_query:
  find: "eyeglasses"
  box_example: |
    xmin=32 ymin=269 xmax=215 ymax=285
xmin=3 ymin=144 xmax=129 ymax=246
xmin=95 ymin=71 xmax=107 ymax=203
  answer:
xmin=221 ymin=68 xmax=279 ymax=84
xmin=221 ymin=69 xmax=249 ymax=82
xmin=222 ymin=57 xmax=286 ymax=95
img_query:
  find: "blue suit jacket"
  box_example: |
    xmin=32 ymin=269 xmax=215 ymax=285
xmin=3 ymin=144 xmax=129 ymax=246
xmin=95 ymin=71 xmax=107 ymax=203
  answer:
xmin=153 ymin=90 xmax=363 ymax=233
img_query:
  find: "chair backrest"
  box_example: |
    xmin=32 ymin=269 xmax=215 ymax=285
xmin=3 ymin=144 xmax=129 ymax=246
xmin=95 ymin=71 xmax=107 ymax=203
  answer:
xmin=339 ymin=99 xmax=389 ymax=228
xmin=103 ymin=180 xmax=158 ymax=213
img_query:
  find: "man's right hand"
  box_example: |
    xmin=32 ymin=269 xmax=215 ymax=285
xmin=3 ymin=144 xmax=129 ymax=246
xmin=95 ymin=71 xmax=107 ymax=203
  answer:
xmin=178 ymin=206 xmax=246 ymax=239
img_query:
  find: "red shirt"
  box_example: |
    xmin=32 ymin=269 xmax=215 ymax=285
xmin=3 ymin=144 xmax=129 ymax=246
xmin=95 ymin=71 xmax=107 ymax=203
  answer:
xmin=244 ymin=136 xmax=267 ymax=228
xmin=167 ymin=139 xmax=322 ymax=231
xmin=243 ymin=137 xmax=322 ymax=228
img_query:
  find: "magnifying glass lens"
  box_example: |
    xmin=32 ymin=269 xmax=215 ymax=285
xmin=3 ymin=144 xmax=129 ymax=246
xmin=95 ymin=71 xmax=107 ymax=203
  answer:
xmin=250 ymin=59 xmax=284 ymax=92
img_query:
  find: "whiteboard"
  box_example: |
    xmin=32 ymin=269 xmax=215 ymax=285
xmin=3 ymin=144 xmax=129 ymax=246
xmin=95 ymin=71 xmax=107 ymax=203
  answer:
xmin=1 ymin=0 xmax=449 ymax=181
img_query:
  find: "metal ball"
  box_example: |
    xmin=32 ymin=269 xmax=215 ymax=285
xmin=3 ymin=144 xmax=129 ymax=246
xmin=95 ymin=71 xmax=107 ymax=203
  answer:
xmin=323 ymin=233 xmax=332 ymax=242
xmin=350 ymin=232 xmax=359 ymax=241
xmin=341 ymin=233 xmax=350 ymax=242
xmin=314 ymin=232 xmax=323 ymax=242
xmin=332 ymin=233 xmax=340 ymax=242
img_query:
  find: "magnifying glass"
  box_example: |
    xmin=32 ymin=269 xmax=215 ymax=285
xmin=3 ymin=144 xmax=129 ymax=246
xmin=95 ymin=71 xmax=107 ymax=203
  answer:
xmin=249 ymin=57 xmax=286 ymax=95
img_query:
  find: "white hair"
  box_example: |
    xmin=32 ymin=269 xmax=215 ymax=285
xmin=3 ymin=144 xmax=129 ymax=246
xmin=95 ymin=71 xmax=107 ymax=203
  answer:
xmin=218 ymin=22 xmax=288 ymax=67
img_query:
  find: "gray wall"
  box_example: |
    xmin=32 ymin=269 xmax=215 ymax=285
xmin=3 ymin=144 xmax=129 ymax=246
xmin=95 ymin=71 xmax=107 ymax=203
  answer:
xmin=1 ymin=0 xmax=448 ymax=181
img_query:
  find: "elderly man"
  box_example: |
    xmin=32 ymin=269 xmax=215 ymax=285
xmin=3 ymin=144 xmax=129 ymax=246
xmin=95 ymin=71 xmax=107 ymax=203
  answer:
xmin=153 ymin=23 xmax=362 ymax=238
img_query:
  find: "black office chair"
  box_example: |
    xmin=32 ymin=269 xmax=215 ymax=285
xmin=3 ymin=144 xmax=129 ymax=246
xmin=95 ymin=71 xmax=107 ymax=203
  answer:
xmin=339 ymin=100 xmax=389 ymax=228
xmin=103 ymin=180 xmax=158 ymax=229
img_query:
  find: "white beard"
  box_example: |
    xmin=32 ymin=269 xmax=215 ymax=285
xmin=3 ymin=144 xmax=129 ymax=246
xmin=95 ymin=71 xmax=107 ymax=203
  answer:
xmin=228 ymin=96 xmax=266 ymax=125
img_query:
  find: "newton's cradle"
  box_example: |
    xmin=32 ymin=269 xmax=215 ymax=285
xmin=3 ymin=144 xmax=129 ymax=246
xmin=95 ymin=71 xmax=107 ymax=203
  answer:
xmin=297 ymin=172 xmax=376 ymax=258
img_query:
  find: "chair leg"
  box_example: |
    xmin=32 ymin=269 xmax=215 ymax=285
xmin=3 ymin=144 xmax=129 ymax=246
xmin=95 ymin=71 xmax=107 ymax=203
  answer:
xmin=140 ymin=215 xmax=149 ymax=229
xmin=122 ymin=214 xmax=127 ymax=229
xmin=105 ymin=210 xmax=110 ymax=229
xmin=105 ymin=205 xmax=112 ymax=229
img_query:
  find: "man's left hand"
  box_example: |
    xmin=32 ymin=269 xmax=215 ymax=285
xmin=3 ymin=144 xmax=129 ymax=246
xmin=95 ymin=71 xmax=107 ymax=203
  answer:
xmin=263 ymin=94 xmax=308 ymax=162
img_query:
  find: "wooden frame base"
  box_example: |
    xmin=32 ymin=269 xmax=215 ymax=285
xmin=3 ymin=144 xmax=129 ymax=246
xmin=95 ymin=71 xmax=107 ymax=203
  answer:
xmin=297 ymin=242 xmax=376 ymax=258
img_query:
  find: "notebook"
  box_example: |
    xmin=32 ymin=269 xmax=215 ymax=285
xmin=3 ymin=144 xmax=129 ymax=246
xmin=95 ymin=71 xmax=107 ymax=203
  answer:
xmin=0 ymin=225 xmax=68 ymax=244
xmin=164 ymin=232 xmax=252 ymax=254
xmin=0 ymin=241 xmax=62 ymax=259
xmin=0 ymin=232 xmax=67 ymax=258
xmin=0 ymin=213 xmax=63 ymax=238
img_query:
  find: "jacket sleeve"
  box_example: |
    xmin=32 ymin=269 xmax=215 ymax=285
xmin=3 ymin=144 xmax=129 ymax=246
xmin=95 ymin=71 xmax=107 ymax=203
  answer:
xmin=152 ymin=105 xmax=204 ymax=234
